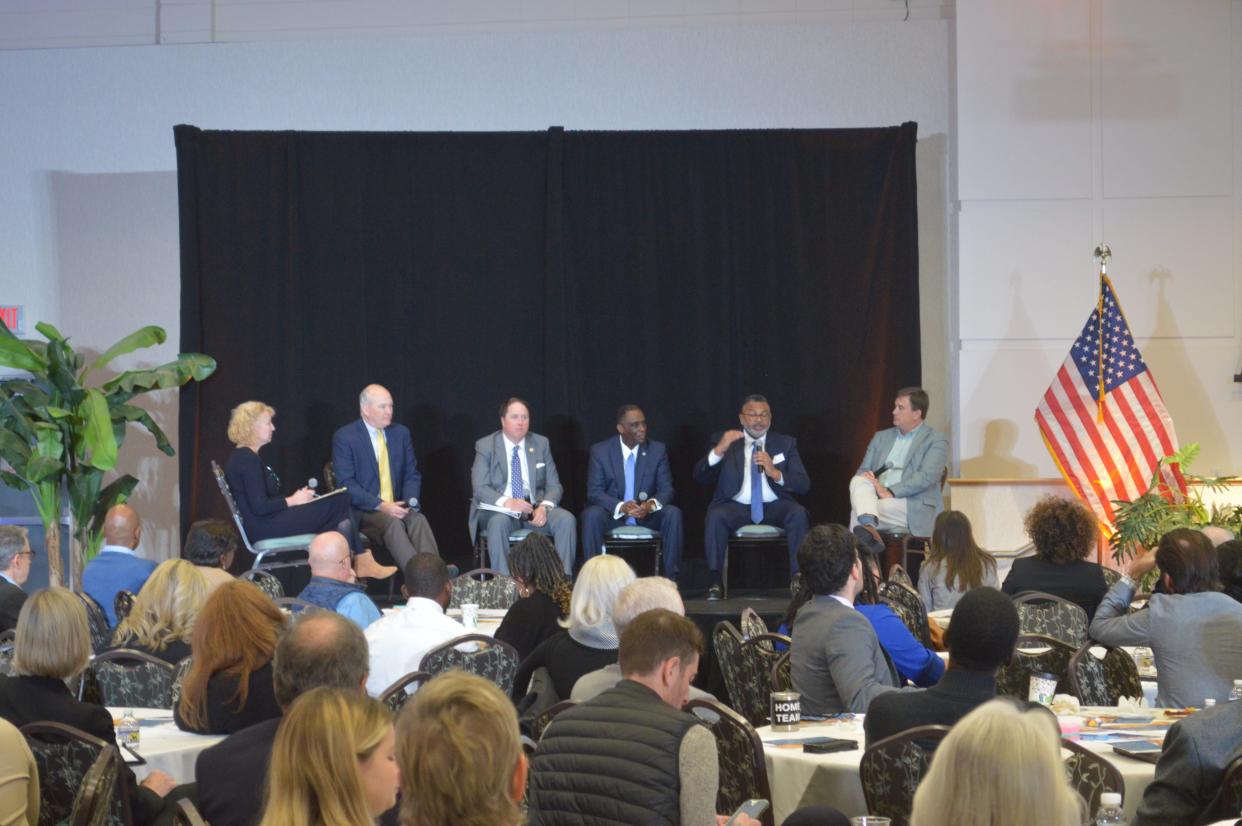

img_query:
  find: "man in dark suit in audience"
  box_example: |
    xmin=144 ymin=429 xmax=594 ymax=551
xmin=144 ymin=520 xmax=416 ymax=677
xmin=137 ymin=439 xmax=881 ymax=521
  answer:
xmin=693 ymin=394 xmax=810 ymax=600
xmin=0 ymin=526 xmax=33 ymax=633
xmin=580 ymin=404 xmax=684 ymax=581
xmin=195 ymin=610 xmax=371 ymax=826
xmin=1133 ymin=699 xmax=1242 ymax=825
xmin=864 ymin=586 xmax=1019 ymax=745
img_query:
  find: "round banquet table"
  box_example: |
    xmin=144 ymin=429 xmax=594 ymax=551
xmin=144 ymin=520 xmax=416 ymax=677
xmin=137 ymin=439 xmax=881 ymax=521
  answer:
xmin=107 ymin=707 xmax=226 ymax=783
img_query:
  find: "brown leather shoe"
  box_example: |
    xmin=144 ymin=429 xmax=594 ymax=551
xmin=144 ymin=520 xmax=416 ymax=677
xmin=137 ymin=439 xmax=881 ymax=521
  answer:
xmin=852 ymin=524 xmax=885 ymax=557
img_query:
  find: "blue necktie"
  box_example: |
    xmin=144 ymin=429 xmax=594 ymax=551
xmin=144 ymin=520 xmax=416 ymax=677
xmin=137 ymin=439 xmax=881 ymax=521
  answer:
xmin=624 ymin=451 xmax=637 ymax=526
xmin=750 ymin=439 xmax=764 ymax=524
xmin=510 ymin=445 xmax=523 ymax=500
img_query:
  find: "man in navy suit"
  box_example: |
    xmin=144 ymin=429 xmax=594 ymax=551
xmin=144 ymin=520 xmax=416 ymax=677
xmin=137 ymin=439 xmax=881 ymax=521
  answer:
xmin=332 ymin=384 xmax=440 ymax=569
xmin=693 ymin=394 xmax=810 ymax=600
xmin=581 ymin=405 xmax=684 ymax=581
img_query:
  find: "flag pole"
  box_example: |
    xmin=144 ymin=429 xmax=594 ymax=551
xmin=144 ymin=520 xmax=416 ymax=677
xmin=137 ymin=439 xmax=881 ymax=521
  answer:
xmin=1092 ymin=243 xmax=1111 ymax=422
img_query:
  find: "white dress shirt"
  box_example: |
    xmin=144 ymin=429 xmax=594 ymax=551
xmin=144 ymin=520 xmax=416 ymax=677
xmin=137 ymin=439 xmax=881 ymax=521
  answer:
xmin=363 ymin=597 xmax=468 ymax=696
xmin=363 ymin=421 xmax=385 ymax=462
xmin=494 ymin=436 xmax=554 ymax=509
xmin=706 ymin=433 xmax=783 ymax=504
xmin=611 ymin=437 xmax=662 ymax=519
xmin=878 ymin=423 xmax=923 ymax=488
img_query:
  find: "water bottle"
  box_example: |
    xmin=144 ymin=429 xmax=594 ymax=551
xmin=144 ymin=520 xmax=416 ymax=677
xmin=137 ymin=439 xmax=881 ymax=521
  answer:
xmin=1205 ymin=698 xmax=1216 ymax=708
xmin=1229 ymin=680 xmax=1242 ymax=702
xmin=1095 ymin=792 xmax=1124 ymax=825
xmin=117 ymin=709 xmax=140 ymax=748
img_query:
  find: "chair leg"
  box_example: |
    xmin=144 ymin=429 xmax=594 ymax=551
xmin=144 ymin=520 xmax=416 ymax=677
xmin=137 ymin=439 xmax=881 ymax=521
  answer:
xmin=722 ymin=547 xmax=729 ymax=600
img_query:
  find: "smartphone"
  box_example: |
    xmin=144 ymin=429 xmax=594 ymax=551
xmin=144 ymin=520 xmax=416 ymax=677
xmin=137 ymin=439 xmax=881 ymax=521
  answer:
xmin=725 ymin=799 xmax=770 ymax=824
xmin=803 ymin=737 xmax=858 ymax=754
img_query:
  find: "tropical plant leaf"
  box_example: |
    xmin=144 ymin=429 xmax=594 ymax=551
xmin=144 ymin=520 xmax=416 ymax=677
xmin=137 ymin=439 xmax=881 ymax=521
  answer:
xmin=0 ymin=470 xmax=27 ymax=491
xmin=113 ymin=403 xmax=174 ymax=455
xmin=34 ymin=321 xmax=66 ymax=342
xmin=88 ymin=326 xmax=166 ymax=372
xmin=0 ymin=429 xmax=32 ymax=466
xmin=0 ymin=329 xmax=46 ymax=373
xmin=77 ymin=389 xmax=118 ymax=470
xmin=102 ymin=353 xmax=217 ymax=395
xmin=25 ymin=456 xmax=63 ymax=483
xmin=90 ymin=475 xmax=138 ymax=532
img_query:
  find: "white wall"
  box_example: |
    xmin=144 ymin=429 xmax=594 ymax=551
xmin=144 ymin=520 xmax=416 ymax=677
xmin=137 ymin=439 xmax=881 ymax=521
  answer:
xmin=955 ymin=0 xmax=1242 ymax=485
xmin=0 ymin=15 xmax=953 ymax=556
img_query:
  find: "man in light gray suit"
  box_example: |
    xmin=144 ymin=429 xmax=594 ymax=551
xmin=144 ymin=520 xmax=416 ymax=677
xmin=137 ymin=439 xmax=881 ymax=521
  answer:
xmin=849 ymin=386 xmax=948 ymax=557
xmin=790 ymin=524 xmax=904 ymax=716
xmin=1133 ymin=698 xmax=1242 ymax=825
xmin=470 ymin=397 xmax=576 ymax=575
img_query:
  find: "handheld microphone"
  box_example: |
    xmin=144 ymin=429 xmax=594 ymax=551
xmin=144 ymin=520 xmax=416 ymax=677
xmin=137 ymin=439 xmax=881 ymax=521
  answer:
xmin=307 ymin=477 xmax=319 ymax=492
xmin=638 ymin=492 xmax=648 ymax=504
xmin=407 ymin=497 xmax=420 ymax=511
xmin=753 ymin=439 xmax=765 ymax=464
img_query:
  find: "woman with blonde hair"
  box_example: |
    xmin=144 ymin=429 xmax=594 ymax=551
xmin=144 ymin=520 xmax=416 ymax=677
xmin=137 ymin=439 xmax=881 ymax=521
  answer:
xmin=224 ymin=400 xmax=393 ymax=578
xmin=175 ymin=580 xmax=285 ymax=734
xmin=910 ymin=699 xmax=1084 ymax=826
xmin=398 ymin=671 xmax=525 ymax=826
xmin=258 ymin=687 xmax=398 ymax=826
xmin=918 ymin=510 xmax=998 ymax=611
xmin=111 ymin=559 xmax=208 ymax=664
xmin=511 ymin=554 xmax=637 ymax=701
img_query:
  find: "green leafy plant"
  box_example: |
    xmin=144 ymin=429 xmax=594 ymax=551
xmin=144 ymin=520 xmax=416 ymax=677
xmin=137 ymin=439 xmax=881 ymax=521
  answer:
xmin=0 ymin=321 xmax=215 ymax=589
xmin=1109 ymin=442 xmax=1240 ymax=569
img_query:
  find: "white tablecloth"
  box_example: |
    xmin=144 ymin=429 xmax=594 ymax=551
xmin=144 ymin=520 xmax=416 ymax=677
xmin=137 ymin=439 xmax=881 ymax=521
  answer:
xmin=107 ymin=707 xmax=226 ymax=783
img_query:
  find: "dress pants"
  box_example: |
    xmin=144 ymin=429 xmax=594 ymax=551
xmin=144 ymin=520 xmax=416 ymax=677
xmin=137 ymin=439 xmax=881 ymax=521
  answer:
xmin=481 ymin=510 xmax=576 ymax=576
xmin=847 ymin=475 xmax=910 ymax=532
xmin=704 ymin=499 xmax=809 ymax=577
xmin=359 ymin=509 xmax=440 ymax=569
xmin=580 ymin=504 xmax=684 ymax=577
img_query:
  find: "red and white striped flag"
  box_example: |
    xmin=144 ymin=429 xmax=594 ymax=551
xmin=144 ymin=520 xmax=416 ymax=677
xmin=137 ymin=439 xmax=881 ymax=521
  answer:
xmin=1035 ymin=273 xmax=1186 ymax=530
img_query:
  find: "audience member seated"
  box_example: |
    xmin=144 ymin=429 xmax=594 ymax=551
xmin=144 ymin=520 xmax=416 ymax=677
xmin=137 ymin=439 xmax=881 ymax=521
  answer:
xmin=910 ymin=699 xmax=1085 ymax=826
xmin=175 ymin=580 xmax=285 ymax=734
xmin=527 ymin=609 xmax=760 ymax=826
xmin=297 ymin=531 xmax=382 ymax=629
xmin=182 ymin=518 xmax=239 ymax=589
xmin=1133 ymin=692 xmax=1242 ymax=825
xmin=0 ymin=525 xmax=33 ymax=634
xmin=82 ymin=504 xmax=158 ymax=626
xmin=493 ymin=533 xmax=573 ymax=662
xmin=109 ymin=558 xmax=208 ymax=665
xmin=0 ymin=712 xmax=37 ymax=826
xmin=865 ymin=587 xmax=1019 ymax=746
xmin=1001 ymin=495 xmax=1108 ymax=620
xmin=397 ymin=671 xmax=527 ymax=826
xmin=257 ymin=687 xmax=398 ymax=826
xmin=512 ymin=555 xmax=636 ymax=703
xmin=364 ymin=554 xmax=466 ymax=696
xmin=196 ymin=610 xmax=372 ymax=826
xmin=790 ymin=525 xmax=905 ymax=715
xmin=1089 ymin=528 xmax=1242 ymax=708
xmin=918 ymin=510 xmax=998 ymax=611
xmin=1217 ymin=539 xmax=1242 ymax=605
xmin=571 ymin=576 xmax=716 ymax=703
xmin=854 ymin=556 xmax=943 ymax=687
xmin=0 ymin=588 xmax=178 ymax=825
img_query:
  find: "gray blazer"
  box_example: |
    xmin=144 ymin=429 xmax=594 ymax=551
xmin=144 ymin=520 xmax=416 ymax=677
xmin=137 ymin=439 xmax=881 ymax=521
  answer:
xmin=790 ymin=595 xmax=901 ymax=716
xmin=1133 ymin=699 xmax=1242 ymax=825
xmin=468 ymin=431 xmax=563 ymax=542
xmin=854 ymin=424 xmax=948 ymax=536
xmin=1089 ymin=580 xmax=1242 ymax=708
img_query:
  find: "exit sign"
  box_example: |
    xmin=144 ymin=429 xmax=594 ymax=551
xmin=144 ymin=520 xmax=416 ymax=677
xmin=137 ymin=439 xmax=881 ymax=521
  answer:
xmin=0 ymin=306 xmax=22 ymax=335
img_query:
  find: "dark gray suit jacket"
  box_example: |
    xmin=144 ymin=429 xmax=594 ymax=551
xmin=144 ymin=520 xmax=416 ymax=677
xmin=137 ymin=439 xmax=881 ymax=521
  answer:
xmin=469 ymin=431 xmax=563 ymax=542
xmin=1133 ymin=700 xmax=1242 ymax=825
xmin=790 ymin=595 xmax=902 ymax=716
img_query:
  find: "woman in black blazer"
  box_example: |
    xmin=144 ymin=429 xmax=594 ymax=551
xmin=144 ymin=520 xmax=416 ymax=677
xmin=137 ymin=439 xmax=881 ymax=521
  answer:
xmin=0 ymin=588 xmax=178 ymax=825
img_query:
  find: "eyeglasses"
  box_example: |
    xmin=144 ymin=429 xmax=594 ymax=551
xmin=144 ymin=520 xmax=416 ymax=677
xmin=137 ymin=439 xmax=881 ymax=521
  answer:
xmin=17 ymin=549 xmax=36 ymax=560
xmin=741 ymin=409 xmax=771 ymax=420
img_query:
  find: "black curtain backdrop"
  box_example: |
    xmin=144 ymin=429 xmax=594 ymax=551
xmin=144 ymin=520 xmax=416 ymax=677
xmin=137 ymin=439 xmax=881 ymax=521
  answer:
xmin=176 ymin=123 xmax=921 ymax=573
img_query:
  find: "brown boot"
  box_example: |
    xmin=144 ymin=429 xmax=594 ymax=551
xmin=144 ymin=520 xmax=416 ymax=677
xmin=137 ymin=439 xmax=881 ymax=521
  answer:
xmin=353 ymin=550 xmax=397 ymax=580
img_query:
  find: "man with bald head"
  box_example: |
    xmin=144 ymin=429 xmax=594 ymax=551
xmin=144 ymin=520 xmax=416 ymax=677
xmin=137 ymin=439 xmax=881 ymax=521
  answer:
xmin=296 ymin=531 xmax=382 ymax=628
xmin=332 ymin=383 xmax=441 ymax=570
xmin=82 ymin=504 xmax=158 ymax=625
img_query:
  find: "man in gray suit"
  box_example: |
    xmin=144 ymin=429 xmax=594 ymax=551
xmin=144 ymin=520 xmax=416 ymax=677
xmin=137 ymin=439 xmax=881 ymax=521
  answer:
xmin=1133 ymin=699 xmax=1242 ymax=825
xmin=849 ymin=386 xmax=948 ymax=556
xmin=470 ymin=397 xmax=576 ymax=575
xmin=790 ymin=524 xmax=904 ymax=716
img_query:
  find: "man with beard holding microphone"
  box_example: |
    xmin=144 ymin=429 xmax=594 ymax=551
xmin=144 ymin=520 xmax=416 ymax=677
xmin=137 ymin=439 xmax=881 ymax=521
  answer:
xmin=694 ymin=394 xmax=810 ymax=601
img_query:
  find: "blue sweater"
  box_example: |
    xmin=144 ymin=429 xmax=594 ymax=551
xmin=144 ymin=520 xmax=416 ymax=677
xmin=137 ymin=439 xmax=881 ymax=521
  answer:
xmin=82 ymin=548 xmax=158 ymax=626
xmin=780 ymin=602 xmax=943 ymax=687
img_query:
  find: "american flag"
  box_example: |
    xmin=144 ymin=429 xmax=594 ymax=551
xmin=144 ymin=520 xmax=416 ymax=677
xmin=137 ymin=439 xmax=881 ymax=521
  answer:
xmin=1035 ymin=274 xmax=1186 ymax=528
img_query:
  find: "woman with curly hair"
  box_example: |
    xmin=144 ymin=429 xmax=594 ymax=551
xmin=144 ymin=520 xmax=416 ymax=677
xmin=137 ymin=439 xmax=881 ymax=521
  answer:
xmin=919 ymin=510 xmax=998 ymax=611
xmin=1002 ymin=495 xmax=1108 ymax=619
xmin=494 ymin=533 xmax=573 ymax=662
xmin=110 ymin=559 xmax=209 ymax=664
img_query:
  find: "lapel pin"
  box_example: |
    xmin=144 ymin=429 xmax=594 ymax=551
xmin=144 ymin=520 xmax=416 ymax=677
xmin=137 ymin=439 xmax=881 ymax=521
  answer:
xmin=528 ymin=447 xmax=535 ymax=454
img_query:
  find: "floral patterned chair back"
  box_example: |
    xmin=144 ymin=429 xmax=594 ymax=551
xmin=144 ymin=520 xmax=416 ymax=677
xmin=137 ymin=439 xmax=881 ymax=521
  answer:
xmin=112 ymin=591 xmax=136 ymax=626
xmin=739 ymin=607 xmax=769 ymax=642
xmin=713 ymin=622 xmax=791 ymax=726
xmin=239 ymin=568 xmax=284 ymax=601
xmin=72 ymin=741 xmax=120 ymax=826
xmin=75 ymin=593 xmax=113 ymax=655
xmin=879 ymin=581 xmax=933 ymax=648
xmin=686 ymin=699 xmax=775 ymax=826
xmin=418 ymin=634 xmax=519 ymax=696
xmin=0 ymin=628 xmax=14 ymax=677
xmin=21 ymin=722 xmax=130 ymax=826
xmin=90 ymin=649 xmax=176 ymax=709
xmin=168 ymin=656 xmax=193 ymax=710
xmin=379 ymin=671 xmax=431 ymax=713
xmin=449 ymin=569 xmax=519 ymax=610
xmin=859 ymin=725 xmax=951 ymax=826
xmin=886 ymin=564 xmax=915 ymax=590
xmin=1061 ymin=737 xmax=1124 ymax=821
xmin=528 ymin=699 xmax=579 ymax=743
xmin=769 ymin=650 xmax=791 ymax=693
xmin=995 ymin=634 xmax=1077 ymax=701
xmin=1013 ymin=591 xmax=1089 ymax=647
xmin=1068 ymin=642 xmax=1143 ymax=706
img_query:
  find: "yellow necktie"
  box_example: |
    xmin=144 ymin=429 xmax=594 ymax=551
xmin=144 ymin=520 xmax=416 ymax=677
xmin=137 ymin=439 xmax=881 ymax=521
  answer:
xmin=376 ymin=429 xmax=394 ymax=503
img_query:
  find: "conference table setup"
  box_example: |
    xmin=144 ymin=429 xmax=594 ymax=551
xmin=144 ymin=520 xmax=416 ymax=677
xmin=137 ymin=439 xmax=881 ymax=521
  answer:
xmin=107 ymin=707 xmax=226 ymax=784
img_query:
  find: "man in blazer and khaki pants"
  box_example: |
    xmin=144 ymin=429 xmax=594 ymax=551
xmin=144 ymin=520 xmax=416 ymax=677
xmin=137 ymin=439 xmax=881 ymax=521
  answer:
xmin=470 ymin=397 xmax=576 ymax=575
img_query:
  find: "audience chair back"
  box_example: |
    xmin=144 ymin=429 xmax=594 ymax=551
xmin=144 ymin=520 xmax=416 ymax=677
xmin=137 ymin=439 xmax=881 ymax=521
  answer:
xmin=0 ymin=628 xmax=14 ymax=676
xmin=172 ymin=799 xmax=208 ymax=826
xmin=1068 ymin=641 xmax=1144 ymax=706
xmin=529 ymin=699 xmax=579 ymax=743
xmin=89 ymin=650 xmax=176 ymax=709
xmin=1200 ymin=754 xmax=1242 ymax=825
xmin=686 ymin=699 xmax=776 ymax=826
xmin=1101 ymin=567 xmax=1122 ymax=588
xmin=1061 ymin=737 xmax=1124 ymax=821
xmin=70 ymin=741 xmax=120 ymax=826
xmin=418 ymin=634 xmax=520 ymax=696
xmin=886 ymin=564 xmax=914 ymax=590
xmin=879 ymin=581 xmax=933 ymax=648
xmin=75 ymin=593 xmax=112 ymax=655
xmin=995 ymin=634 xmax=1077 ymax=701
xmin=21 ymin=721 xmax=131 ymax=826
xmin=274 ymin=597 xmax=318 ymax=613
xmin=379 ymin=671 xmax=431 ymax=713
xmin=770 ymin=650 xmax=791 ymax=693
xmin=112 ymin=591 xmax=135 ymax=626
xmin=1013 ymin=591 xmax=1089 ymax=647
xmin=168 ymin=656 xmax=193 ymax=710
xmin=239 ymin=568 xmax=284 ymax=601
xmin=739 ymin=607 xmax=769 ymax=643
xmin=712 ymin=622 xmax=790 ymax=726
xmin=859 ymin=725 xmax=952 ymax=826
xmin=448 ymin=569 xmax=520 ymax=610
